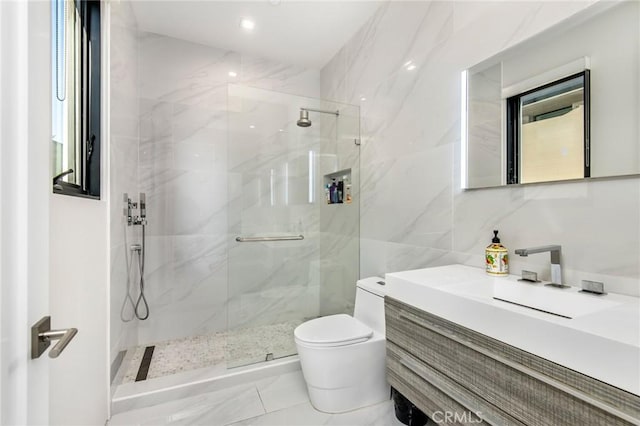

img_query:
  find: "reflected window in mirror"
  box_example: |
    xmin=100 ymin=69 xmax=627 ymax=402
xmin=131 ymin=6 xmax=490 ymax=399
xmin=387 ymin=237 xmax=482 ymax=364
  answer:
xmin=506 ymin=71 xmax=590 ymax=185
xmin=462 ymin=1 xmax=639 ymax=190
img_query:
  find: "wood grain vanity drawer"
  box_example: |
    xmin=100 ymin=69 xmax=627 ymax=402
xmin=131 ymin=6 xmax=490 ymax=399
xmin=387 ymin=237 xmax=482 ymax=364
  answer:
xmin=388 ymin=340 xmax=522 ymax=425
xmin=385 ymin=297 xmax=640 ymax=426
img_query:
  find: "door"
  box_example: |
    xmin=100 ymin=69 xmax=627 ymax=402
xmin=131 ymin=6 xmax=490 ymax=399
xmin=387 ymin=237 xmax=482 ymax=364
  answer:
xmin=0 ymin=1 xmax=108 ymax=424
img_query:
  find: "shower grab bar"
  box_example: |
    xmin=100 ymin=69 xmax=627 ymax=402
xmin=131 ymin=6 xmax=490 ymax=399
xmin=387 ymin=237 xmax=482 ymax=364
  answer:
xmin=235 ymin=235 xmax=304 ymax=242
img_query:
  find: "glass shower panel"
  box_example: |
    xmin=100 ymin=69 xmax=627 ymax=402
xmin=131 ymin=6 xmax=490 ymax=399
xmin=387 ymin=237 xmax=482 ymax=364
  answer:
xmin=318 ymin=103 xmax=361 ymax=318
xmin=226 ymin=85 xmax=359 ymax=368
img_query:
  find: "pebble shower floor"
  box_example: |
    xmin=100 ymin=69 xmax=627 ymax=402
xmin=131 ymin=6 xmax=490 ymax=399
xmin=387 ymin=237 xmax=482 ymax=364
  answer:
xmin=120 ymin=320 xmax=305 ymax=383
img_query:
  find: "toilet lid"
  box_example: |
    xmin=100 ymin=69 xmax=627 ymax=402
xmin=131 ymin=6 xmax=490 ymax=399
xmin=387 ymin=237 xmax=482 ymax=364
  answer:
xmin=294 ymin=314 xmax=373 ymax=347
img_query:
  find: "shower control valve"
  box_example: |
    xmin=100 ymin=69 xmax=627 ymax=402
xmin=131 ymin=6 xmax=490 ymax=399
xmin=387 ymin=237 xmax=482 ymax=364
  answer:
xmin=123 ymin=192 xmax=147 ymax=226
xmin=132 ymin=217 xmax=147 ymax=226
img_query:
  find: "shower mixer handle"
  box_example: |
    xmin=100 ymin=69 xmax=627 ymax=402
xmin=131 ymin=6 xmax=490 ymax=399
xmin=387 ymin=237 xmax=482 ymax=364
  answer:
xmin=123 ymin=192 xmax=147 ymax=226
xmin=139 ymin=192 xmax=146 ymax=219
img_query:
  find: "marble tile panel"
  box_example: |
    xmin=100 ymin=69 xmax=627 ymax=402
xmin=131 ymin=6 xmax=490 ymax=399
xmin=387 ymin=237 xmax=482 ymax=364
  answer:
xmin=359 ymin=145 xmax=453 ymax=250
xmin=139 ymin=32 xmax=239 ymax=106
xmin=239 ymin=55 xmax=321 ymax=99
xmin=140 ymin=168 xmax=228 ymax=237
xmin=360 ymin=238 xmax=456 ymax=279
xmin=172 ymin=235 xmax=227 ymax=293
xmin=110 ymin=0 xmax=141 ymax=366
xmin=111 ymin=243 xmax=140 ymax=364
xmin=109 ymin=383 xmax=264 ymax=426
xmin=325 ymin=400 xmax=402 ymax=426
xmin=453 ymin=177 xmax=640 ymax=295
xmin=226 ymin=281 xmax=319 ymax=330
xmin=172 ymin=103 xmax=227 ymax=132
xmin=229 ymin=400 xmax=403 ymax=426
xmin=173 ymin=141 xmax=218 ymax=173
xmin=227 ymin=402 xmax=330 ymax=426
xmin=168 ymin=171 xmax=228 ymax=236
xmin=227 ymin=239 xmax=319 ymax=297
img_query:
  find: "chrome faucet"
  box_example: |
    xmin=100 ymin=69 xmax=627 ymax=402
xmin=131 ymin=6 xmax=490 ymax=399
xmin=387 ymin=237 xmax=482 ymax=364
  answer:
xmin=514 ymin=245 xmax=566 ymax=287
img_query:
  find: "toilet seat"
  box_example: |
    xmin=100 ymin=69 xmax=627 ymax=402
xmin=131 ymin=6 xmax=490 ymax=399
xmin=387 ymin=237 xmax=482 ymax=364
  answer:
xmin=294 ymin=314 xmax=373 ymax=347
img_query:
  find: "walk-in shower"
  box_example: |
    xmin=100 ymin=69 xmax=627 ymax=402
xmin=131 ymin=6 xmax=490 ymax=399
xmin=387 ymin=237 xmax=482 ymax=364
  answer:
xmin=111 ymin=86 xmax=360 ymax=399
xmin=109 ymin=14 xmax=360 ymax=400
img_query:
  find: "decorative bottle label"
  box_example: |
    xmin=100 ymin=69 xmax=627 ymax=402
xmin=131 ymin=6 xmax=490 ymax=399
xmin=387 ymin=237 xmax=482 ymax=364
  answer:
xmin=486 ymin=244 xmax=509 ymax=276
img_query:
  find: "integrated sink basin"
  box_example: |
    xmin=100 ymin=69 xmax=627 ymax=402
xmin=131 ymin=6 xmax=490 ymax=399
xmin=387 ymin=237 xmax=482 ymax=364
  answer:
xmin=442 ymin=278 xmax=621 ymax=319
xmin=384 ymin=264 xmax=640 ymax=396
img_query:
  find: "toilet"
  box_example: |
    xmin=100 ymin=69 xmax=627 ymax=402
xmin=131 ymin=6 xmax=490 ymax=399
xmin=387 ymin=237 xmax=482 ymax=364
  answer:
xmin=294 ymin=277 xmax=390 ymax=413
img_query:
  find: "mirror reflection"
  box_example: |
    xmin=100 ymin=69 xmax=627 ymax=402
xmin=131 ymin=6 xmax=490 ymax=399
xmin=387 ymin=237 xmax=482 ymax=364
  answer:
xmin=464 ymin=0 xmax=639 ymax=189
xmin=508 ymin=72 xmax=589 ymax=185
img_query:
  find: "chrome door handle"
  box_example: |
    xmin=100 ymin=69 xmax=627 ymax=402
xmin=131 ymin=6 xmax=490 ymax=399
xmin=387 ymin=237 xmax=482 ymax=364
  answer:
xmin=31 ymin=316 xmax=78 ymax=359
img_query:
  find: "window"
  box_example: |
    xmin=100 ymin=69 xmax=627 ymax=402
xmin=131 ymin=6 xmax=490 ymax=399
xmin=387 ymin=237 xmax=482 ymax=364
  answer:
xmin=51 ymin=0 xmax=101 ymax=198
xmin=506 ymin=71 xmax=590 ymax=185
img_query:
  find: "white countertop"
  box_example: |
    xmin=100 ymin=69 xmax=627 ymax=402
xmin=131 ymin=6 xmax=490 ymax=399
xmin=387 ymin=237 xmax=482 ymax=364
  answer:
xmin=385 ymin=264 xmax=640 ymax=396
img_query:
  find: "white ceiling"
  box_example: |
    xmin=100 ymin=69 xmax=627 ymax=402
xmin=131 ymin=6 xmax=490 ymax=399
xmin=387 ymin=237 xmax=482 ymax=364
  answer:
xmin=130 ymin=1 xmax=383 ymax=69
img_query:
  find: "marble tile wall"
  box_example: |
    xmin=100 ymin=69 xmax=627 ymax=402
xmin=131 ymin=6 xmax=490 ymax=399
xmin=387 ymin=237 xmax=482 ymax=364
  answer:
xmin=110 ymin=0 xmax=141 ymax=368
xmin=318 ymin=104 xmax=361 ymax=316
xmin=136 ymin=32 xmax=324 ymax=345
xmin=321 ymin=0 xmax=640 ymax=297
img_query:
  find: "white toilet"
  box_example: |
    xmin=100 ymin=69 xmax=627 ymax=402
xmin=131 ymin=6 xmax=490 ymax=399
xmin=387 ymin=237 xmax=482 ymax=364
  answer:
xmin=294 ymin=277 xmax=390 ymax=413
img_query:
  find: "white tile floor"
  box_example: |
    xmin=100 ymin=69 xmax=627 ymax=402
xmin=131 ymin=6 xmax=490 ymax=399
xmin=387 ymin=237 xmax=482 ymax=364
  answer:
xmin=109 ymin=370 xmax=404 ymax=426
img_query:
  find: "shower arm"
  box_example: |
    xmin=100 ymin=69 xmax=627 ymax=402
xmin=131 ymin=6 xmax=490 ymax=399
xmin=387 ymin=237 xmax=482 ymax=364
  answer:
xmin=301 ymin=107 xmax=340 ymax=117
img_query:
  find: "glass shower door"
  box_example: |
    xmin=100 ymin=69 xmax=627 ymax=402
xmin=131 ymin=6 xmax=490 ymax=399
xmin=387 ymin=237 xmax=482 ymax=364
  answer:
xmin=226 ymin=85 xmax=360 ymax=368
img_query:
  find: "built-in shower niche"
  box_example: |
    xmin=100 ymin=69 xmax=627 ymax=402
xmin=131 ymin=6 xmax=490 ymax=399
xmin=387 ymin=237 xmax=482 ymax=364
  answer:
xmin=323 ymin=169 xmax=352 ymax=205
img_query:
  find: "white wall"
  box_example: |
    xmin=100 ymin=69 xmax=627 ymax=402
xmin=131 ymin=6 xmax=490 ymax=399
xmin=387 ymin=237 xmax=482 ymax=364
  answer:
xmin=50 ymin=196 xmax=109 ymax=425
xmin=321 ymin=0 xmax=639 ymax=297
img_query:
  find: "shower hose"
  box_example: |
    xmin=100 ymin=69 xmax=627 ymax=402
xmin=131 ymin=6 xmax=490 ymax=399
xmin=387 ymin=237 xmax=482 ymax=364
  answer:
xmin=121 ymin=224 xmax=150 ymax=321
xmin=134 ymin=224 xmax=150 ymax=320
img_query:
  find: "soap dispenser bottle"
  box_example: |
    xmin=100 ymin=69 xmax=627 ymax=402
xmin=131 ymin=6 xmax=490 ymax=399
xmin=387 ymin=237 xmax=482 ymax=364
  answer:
xmin=486 ymin=230 xmax=508 ymax=276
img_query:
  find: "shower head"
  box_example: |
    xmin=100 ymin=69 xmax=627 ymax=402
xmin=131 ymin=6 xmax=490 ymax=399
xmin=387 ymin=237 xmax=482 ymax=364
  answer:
xmin=296 ymin=107 xmax=339 ymax=128
xmin=297 ymin=109 xmax=312 ymax=127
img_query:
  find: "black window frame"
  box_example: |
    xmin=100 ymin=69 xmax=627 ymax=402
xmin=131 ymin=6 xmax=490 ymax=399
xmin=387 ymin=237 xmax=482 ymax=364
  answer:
xmin=506 ymin=70 xmax=590 ymax=185
xmin=53 ymin=0 xmax=101 ymax=199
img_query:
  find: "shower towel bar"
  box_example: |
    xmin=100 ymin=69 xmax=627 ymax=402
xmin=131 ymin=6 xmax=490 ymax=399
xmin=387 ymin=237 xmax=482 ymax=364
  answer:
xmin=235 ymin=235 xmax=304 ymax=242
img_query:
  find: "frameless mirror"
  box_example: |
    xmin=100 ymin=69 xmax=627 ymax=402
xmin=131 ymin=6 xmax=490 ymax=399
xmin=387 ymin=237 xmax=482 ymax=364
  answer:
xmin=463 ymin=0 xmax=640 ymax=189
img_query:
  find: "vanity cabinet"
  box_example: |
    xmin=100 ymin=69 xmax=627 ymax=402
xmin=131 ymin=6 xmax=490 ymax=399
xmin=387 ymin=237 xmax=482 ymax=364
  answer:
xmin=385 ymin=297 xmax=640 ymax=425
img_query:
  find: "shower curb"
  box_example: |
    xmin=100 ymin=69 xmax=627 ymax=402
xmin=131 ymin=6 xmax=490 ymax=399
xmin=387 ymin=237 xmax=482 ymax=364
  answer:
xmin=111 ymin=356 xmax=301 ymax=415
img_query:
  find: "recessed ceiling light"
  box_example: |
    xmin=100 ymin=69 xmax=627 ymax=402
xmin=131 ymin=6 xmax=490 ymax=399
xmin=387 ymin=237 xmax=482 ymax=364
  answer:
xmin=360 ymin=97 xmax=367 ymax=101
xmin=249 ymin=125 xmax=255 ymax=129
xmin=279 ymin=129 xmax=284 ymax=132
xmin=406 ymin=64 xmax=417 ymax=71
xmin=240 ymin=18 xmax=255 ymax=31
xmin=228 ymin=71 xmax=237 ymax=77
xmin=403 ymin=60 xmax=414 ymax=68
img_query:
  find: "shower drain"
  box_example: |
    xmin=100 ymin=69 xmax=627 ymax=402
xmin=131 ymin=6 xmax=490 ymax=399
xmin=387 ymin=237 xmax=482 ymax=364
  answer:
xmin=135 ymin=345 xmax=155 ymax=382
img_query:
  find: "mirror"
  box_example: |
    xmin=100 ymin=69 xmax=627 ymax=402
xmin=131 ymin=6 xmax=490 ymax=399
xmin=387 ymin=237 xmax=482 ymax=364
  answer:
xmin=463 ymin=0 xmax=640 ymax=189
